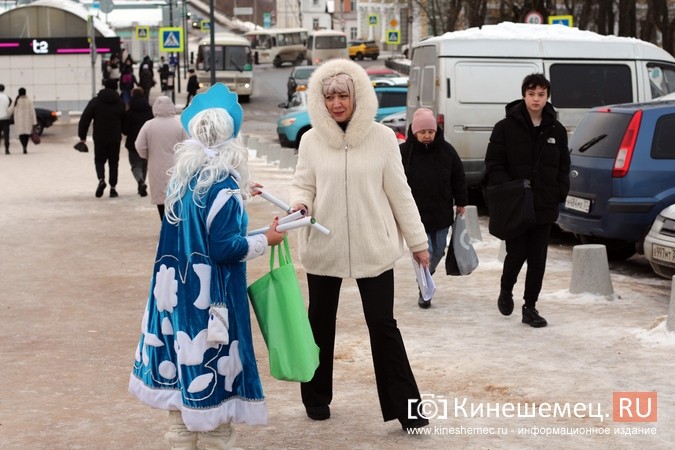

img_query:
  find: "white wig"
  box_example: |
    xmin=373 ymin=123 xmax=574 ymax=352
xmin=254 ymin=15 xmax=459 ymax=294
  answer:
xmin=165 ymin=108 xmax=251 ymax=224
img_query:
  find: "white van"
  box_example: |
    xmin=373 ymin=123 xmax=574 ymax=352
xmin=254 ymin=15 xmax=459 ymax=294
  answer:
xmin=306 ymin=30 xmax=348 ymax=66
xmin=407 ymin=22 xmax=675 ymax=187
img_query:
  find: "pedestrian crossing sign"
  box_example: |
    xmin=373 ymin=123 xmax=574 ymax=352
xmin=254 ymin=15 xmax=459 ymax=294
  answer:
xmin=386 ymin=30 xmax=400 ymax=44
xmin=136 ymin=26 xmax=150 ymax=40
xmin=159 ymin=27 xmax=184 ymax=52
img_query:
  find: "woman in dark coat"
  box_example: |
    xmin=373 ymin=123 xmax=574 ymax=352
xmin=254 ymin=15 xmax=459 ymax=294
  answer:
xmin=484 ymin=73 xmax=570 ymax=328
xmin=121 ymin=87 xmax=153 ymax=196
xmin=400 ymin=107 xmax=468 ymax=308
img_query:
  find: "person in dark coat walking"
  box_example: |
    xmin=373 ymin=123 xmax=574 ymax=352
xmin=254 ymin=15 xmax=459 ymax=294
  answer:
xmin=186 ymin=69 xmax=199 ymax=106
xmin=78 ymin=78 xmax=126 ymax=198
xmin=484 ymin=73 xmax=570 ymax=328
xmin=121 ymin=87 xmax=153 ymax=197
xmin=139 ymin=64 xmax=155 ymax=99
xmin=400 ymin=108 xmax=468 ymax=308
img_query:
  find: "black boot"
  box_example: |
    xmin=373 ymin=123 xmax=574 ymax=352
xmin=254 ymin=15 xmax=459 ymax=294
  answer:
xmin=95 ymin=179 xmax=106 ymax=198
xmin=418 ymin=291 xmax=431 ymax=309
xmin=109 ymin=186 xmax=119 ymax=198
xmin=138 ymin=180 xmax=148 ymax=197
xmin=522 ymin=305 xmax=548 ymax=328
xmin=497 ymin=290 xmax=514 ymax=316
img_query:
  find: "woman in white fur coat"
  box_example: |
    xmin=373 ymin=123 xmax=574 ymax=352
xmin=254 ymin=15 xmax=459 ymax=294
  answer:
xmin=289 ymin=58 xmax=431 ymax=432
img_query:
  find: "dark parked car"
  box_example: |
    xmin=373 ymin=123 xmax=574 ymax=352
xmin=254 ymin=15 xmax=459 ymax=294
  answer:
xmin=557 ymin=100 xmax=675 ymax=260
xmin=35 ymin=108 xmax=58 ymax=135
xmin=286 ymin=65 xmax=317 ymax=100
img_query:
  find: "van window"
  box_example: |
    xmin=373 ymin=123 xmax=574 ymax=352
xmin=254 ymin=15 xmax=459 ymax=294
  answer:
xmin=550 ymin=64 xmax=632 ymax=108
xmin=456 ymin=63 xmax=537 ymax=104
xmin=420 ymin=65 xmax=435 ymax=107
xmin=651 ymin=114 xmax=675 ymax=159
xmin=315 ymin=35 xmax=347 ymax=49
xmin=648 ymin=64 xmax=675 ymax=98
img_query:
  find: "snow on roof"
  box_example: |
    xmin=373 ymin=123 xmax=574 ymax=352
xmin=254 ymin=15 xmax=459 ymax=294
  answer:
xmin=422 ymin=21 xmax=675 ymax=62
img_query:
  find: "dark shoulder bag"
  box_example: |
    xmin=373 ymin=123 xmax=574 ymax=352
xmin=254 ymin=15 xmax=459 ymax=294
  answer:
xmin=486 ymin=148 xmax=544 ymax=240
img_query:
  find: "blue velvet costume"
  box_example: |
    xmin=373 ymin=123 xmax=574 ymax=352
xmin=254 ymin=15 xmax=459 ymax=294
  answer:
xmin=129 ymin=173 xmax=267 ymax=432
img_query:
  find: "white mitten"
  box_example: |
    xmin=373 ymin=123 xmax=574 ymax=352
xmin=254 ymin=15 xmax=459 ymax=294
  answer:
xmin=207 ymin=306 xmax=230 ymax=344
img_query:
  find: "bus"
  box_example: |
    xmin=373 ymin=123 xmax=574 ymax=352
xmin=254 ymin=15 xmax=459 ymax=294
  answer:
xmin=195 ymin=33 xmax=253 ymax=102
xmin=244 ymin=27 xmax=308 ymax=67
xmin=306 ymin=30 xmax=348 ymax=66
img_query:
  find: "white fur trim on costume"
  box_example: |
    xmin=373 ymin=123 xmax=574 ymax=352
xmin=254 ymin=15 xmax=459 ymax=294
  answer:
xmin=206 ymin=189 xmax=242 ymax=234
xmin=128 ymin=374 xmax=268 ymax=431
xmin=242 ymin=234 xmax=267 ymax=261
xmin=207 ymin=306 xmax=230 ymax=344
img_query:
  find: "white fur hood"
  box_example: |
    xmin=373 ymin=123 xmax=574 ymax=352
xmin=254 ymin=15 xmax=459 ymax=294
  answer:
xmin=306 ymin=58 xmax=378 ymax=149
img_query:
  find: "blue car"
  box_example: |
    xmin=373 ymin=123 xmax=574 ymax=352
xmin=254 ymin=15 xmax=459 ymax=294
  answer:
xmin=277 ymin=86 xmax=408 ymax=148
xmin=557 ymin=100 xmax=675 ymax=260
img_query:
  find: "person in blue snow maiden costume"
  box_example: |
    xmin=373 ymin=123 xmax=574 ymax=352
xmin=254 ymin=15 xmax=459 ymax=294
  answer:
xmin=129 ymin=83 xmax=285 ymax=450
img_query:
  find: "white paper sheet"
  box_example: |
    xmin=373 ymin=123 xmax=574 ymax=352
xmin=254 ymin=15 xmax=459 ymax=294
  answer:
xmin=411 ymin=255 xmax=436 ymax=301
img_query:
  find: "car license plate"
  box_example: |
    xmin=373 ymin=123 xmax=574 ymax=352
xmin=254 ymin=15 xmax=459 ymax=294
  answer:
xmin=652 ymin=244 xmax=675 ymax=264
xmin=565 ymin=195 xmax=591 ymax=213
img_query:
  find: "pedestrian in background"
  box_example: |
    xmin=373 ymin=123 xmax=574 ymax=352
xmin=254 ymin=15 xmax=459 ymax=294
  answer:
xmin=186 ymin=68 xmax=199 ymax=106
xmin=78 ymin=78 xmax=126 ymax=198
xmin=289 ymin=58 xmax=430 ymax=431
xmin=139 ymin=64 xmax=154 ymax=100
xmin=159 ymin=63 xmax=175 ymax=98
xmin=119 ymin=64 xmax=138 ymax=108
xmin=10 ymin=87 xmax=37 ymax=155
xmin=129 ymin=91 xmax=285 ymax=449
xmin=400 ymin=107 xmax=468 ymax=308
xmin=135 ymin=96 xmax=188 ymax=220
xmin=122 ymin=87 xmax=153 ymax=197
xmin=0 ymin=84 xmax=11 ymax=154
xmin=484 ymin=73 xmax=570 ymax=328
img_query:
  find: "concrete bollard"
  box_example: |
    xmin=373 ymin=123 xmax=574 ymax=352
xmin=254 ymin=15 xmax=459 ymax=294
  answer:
xmin=667 ymin=276 xmax=675 ymax=332
xmin=498 ymin=240 xmax=506 ymax=262
xmin=247 ymin=136 xmax=259 ymax=158
xmin=256 ymin=139 xmax=270 ymax=160
xmin=463 ymin=205 xmax=482 ymax=242
xmin=569 ymin=244 xmax=614 ymax=295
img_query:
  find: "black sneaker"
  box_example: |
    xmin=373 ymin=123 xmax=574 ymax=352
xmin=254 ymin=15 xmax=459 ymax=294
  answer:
xmin=109 ymin=187 xmax=119 ymax=198
xmin=95 ymin=180 xmax=106 ymax=198
xmin=138 ymin=182 xmax=148 ymax=197
xmin=522 ymin=305 xmax=548 ymax=328
xmin=418 ymin=293 xmax=431 ymax=309
xmin=498 ymin=290 xmax=514 ymax=316
xmin=400 ymin=416 xmax=429 ymax=432
xmin=305 ymin=404 xmax=330 ymax=421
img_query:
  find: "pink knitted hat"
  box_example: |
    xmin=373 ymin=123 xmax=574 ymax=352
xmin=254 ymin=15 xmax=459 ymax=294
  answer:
xmin=411 ymin=108 xmax=436 ymax=134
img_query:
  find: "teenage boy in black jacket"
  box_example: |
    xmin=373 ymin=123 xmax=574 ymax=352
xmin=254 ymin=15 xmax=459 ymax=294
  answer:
xmin=485 ymin=73 xmax=570 ymax=327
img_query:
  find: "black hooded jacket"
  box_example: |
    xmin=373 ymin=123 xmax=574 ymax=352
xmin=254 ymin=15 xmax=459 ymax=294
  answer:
xmin=484 ymin=99 xmax=570 ymax=224
xmin=78 ymin=87 xmax=126 ymax=144
xmin=122 ymin=94 xmax=153 ymax=151
xmin=400 ymin=126 xmax=468 ymax=232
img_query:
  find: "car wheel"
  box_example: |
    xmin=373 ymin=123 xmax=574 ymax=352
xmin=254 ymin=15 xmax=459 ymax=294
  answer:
xmin=579 ymin=235 xmax=636 ymax=261
xmin=35 ymin=121 xmax=45 ymax=136
xmin=356 ymin=52 xmax=364 ymax=61
xmin=239 ymin=95 xmax=250 ymax=103
xmin=273 ymin=56 xmax=282 ymax=68
xmin=372 ymin=54 xmax=379 ymax=60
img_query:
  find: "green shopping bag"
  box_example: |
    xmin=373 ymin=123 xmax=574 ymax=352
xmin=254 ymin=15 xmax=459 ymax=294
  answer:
xmin=248 ymin=236 xmax=319 ymax=382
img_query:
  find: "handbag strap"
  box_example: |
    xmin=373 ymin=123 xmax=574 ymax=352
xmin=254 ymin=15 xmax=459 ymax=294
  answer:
xmin=268 ymin=235 xmax=291 ymax=270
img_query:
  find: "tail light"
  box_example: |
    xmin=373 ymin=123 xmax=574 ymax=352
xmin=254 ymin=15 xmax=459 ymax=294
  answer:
xmin=612 ymin=109 xmax=642 ymax=178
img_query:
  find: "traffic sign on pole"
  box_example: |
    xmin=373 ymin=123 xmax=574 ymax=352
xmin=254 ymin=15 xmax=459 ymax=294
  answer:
xmin=159 ymin=27 xmax=184 ymax=52
xmin=386 ymin=30 xmax=400 ymax=45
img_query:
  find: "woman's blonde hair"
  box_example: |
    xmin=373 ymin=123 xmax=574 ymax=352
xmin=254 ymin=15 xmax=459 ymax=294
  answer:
xmin=321 ymin=73 xmax=355 ymax=98
xmin=164 ymin=108 xmax=251 ymax=224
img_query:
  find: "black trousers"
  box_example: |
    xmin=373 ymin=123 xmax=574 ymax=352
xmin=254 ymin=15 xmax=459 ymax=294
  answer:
xmin=94 ymin=141 xmax=121 ymax=187
xmin=0 ymin=119 xmax=9 ymax=150
xmin=301 ymin=269 xmax=422 ymax=421
xmin=501 ymin=223 xmax=552 ymax=307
